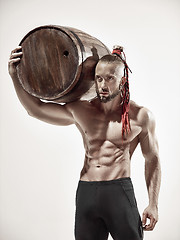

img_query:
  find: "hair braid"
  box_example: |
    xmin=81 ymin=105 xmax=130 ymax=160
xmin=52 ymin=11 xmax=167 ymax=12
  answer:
xmin=112 ymin=46 xmax=132 ymax=139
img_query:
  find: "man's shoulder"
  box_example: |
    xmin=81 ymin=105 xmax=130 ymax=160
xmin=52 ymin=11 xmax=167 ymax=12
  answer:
xmin=130 ymin=100 xmax=155 ymax=128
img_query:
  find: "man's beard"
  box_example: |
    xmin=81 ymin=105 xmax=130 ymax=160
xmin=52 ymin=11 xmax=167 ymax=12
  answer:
xmin=96 ymin=88 xmax=120 ymax=103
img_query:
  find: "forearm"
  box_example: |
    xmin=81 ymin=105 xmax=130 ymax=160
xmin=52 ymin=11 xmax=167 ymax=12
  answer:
xmin=144 ymin=156 xmax=161 ymax=207
xmin=11 ymin=73 xmax=42 ymax=115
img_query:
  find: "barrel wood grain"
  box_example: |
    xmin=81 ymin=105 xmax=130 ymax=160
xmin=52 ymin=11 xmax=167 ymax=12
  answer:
xmin=16 ymin=25 xmax=110 ymax=103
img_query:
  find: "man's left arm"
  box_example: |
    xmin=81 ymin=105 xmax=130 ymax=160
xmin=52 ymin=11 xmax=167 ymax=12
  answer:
xmin=138 ymin=108 xmax=161 ymax=231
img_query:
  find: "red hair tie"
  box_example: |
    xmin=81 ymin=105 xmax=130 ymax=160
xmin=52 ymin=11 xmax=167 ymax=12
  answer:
xmin=112 ymin=49 xmax=122 ymax=56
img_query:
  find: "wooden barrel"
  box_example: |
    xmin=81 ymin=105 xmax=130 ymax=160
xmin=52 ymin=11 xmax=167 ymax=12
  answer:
xmin=16 ymin=25 xmax=110 ymax=103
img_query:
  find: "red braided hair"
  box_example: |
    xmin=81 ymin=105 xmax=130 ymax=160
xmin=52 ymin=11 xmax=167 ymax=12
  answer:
xmin=112 ymin=47 xmax=131 ymax=140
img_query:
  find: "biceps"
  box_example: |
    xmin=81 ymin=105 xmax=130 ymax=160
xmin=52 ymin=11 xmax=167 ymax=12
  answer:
xmin=29 ymin=102 xmax=75 ymax=126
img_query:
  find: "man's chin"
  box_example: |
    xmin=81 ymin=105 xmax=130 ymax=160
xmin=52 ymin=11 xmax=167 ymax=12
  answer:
xmin=96 ymin=91 xmax=120 ymax=103
xmin=97 ymin=94 xmax=111 ymax=103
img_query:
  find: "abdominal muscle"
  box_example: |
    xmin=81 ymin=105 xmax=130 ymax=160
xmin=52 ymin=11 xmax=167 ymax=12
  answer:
xmin=80 ymin=140 xmax=131 ymax=181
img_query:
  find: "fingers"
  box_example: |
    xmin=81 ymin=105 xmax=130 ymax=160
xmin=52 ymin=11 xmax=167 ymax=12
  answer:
xmin=142 ymin=213 xmax=158 ymax=231
xmin=9 ymin=46 xmax=23 ymax=65
xmin=8 ymin=57 xmax=21 ymax=64
xmin=10 ymin=46 xmax=23 ymax=60
xmin=10 ymin=52 xmax=23 ymax=59
xmin=144 ymin=217 xmax=157 ymax=231
xmin=8 ymin=46 xmax=23 ymax=76
xmin=142 ymin=212 xmax=147 ymax=226
xmin=11 ymin=46 xmax=22 ymax=54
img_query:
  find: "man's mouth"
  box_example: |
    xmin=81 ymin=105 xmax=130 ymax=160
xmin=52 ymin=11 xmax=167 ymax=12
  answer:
xmin=100 ymin=92 xmax=109 ymax=95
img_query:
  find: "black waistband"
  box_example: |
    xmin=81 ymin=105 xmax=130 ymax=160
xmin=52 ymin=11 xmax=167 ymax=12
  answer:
xmin=79 ymin=177 xmax=131 ymax=185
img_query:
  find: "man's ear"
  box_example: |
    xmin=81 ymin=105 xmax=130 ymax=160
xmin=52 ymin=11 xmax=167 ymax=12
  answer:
xmin=121 ymin=76 xmax=126 ymax=86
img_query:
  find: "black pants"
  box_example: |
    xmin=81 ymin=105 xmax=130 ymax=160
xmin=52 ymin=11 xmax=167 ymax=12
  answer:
xmin=74 ymin=177 xmax=144 ymax=240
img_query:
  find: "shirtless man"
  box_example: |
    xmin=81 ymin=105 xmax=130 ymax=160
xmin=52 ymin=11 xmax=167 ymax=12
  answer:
xmin=8 ymin=46 xmax=161 ymax=240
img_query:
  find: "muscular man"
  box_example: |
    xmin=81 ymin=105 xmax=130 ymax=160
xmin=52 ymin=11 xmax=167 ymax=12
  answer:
xmin=8 ymin=46 xmax=161 ymax=240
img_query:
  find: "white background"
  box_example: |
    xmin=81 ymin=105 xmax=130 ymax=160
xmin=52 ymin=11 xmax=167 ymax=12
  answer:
xmin=0 ymin=0 xmax=180 ymax=239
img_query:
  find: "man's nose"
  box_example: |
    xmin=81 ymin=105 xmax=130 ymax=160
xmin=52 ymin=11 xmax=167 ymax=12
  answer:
xmin=101 ymin=80 xmax=107 ymax=90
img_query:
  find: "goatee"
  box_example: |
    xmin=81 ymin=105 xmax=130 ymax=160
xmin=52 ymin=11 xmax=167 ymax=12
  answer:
xmin=96 ymin=89 xmax=120 ymax=103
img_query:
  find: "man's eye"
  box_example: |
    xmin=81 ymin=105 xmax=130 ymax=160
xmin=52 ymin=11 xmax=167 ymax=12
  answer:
xmin=107 ymin=76 xmax=114 ymax=80
xmin=96 ymin=76 xmax=102 ymax=82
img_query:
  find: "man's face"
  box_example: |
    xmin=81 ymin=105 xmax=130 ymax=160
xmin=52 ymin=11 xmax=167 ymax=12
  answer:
xmin=95 ymin=61 xmax=124 ymax=103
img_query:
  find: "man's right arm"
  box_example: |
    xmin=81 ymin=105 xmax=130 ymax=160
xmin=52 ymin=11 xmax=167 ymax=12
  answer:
xmin=8 ymin=46 xmax=74 ymax=126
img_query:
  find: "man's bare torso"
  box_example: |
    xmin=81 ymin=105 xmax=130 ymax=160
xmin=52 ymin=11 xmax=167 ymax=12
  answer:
xmin=67 ymin=98 xmax=143 ymax=181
